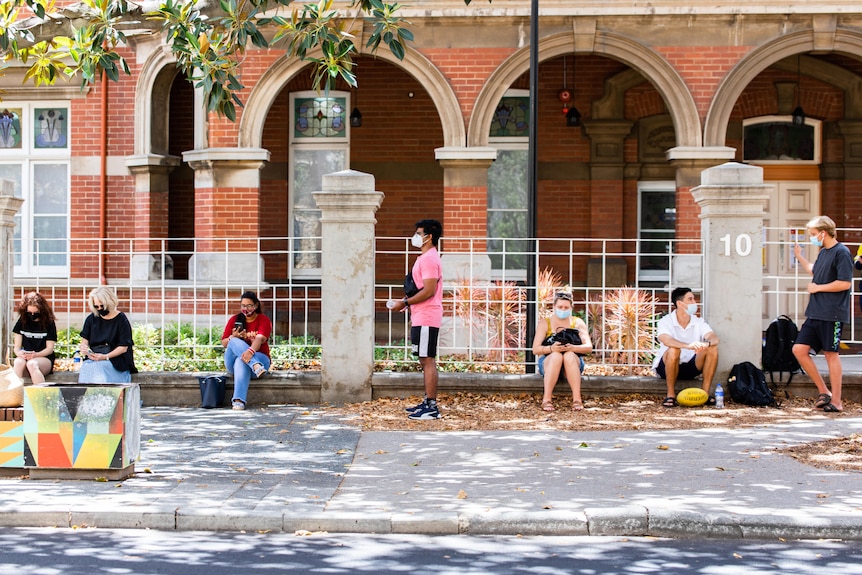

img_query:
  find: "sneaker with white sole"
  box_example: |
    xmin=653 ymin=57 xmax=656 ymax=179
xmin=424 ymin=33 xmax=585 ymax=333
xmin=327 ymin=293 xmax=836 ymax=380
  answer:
xmin=407 ymin=402 xmax=441 ymax=420
xmin=405 ymin=399 xmax=427 ymax=413
xmin=232 ymin=399 xmax=246 ymax=410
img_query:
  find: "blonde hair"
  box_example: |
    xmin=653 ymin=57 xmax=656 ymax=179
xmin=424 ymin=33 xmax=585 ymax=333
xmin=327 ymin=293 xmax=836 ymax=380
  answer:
xmin=806 ymin=215 xmax=837 ymax=238
xmin=86 ymin=286 xmax=119 ymax=313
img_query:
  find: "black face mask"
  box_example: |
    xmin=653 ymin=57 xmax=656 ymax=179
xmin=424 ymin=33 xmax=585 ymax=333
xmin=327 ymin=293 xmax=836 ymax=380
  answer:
xmin=97 ymin=308 xmax=109 ymax=317
xmin=27 ymin=312 xmax=40 ymax=322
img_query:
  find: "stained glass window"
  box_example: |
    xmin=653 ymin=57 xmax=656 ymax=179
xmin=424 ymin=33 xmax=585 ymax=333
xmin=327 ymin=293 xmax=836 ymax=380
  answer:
xmin=293 ymin=97 xmax=347 ymax=139
xmin=0 ymin=108 xmax=22 ymax=149
xmin=489 ymin=96 xmax=529 ymax=138
xmin=34 ymin=107 xmax=68 ymax=149
xmin=1 ymin=102 xmax=71 ymax=276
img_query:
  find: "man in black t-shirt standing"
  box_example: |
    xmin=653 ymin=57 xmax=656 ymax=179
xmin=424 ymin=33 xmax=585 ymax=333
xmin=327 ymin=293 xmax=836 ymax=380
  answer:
xmin=792 ymin=215 xmax=853 ymax=412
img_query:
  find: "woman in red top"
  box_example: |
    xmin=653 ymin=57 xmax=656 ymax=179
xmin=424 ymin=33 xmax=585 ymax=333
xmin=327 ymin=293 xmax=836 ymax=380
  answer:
xmin=221 ymin=291 xmax=272 ymax=410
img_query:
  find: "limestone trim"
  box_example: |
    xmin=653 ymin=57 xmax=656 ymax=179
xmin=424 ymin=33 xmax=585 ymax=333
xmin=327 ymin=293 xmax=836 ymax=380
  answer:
xmin=125 ymin=154 xmax=182 ymax=170
xmin=704 ymin=28 xmax=862 ymax=147
xmin=434 ymin=147 xmax=498 ymax=162
xmin=468 ymin=30 xmax=700 ymax=148
xmin=183 ymin=148 xmax=271 ymax=189
xmin=0 ymin=67 xmax=88 ymax=100
xmin=239 ymin=49 xmax=465 ymax=149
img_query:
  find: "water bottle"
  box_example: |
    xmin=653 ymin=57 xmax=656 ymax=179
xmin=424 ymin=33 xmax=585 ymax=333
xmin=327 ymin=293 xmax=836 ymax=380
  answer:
xmin=73 ymin=351 xmax=81 ymax=371
xmin=715 ymin=383 xmax=725 ymax=409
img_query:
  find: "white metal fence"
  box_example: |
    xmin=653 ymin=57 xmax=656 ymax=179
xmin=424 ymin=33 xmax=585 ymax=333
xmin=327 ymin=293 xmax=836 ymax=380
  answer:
xmin=763 ymin=226 xmax=862 ymax=345
xmin=48 ymin=231 xmax=862 ymax=373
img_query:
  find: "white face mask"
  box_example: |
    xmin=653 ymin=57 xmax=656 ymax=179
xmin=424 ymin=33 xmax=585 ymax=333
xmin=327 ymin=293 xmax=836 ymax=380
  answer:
xmin=555 ymin=308 xmax=572 ymax=320
xmin=686 ymin=303 xmax=698 ymax=315
xmin=411 ymin=233 xmax=425 ymax=248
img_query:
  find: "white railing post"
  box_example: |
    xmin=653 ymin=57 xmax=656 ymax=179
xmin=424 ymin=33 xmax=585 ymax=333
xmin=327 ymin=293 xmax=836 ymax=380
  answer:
xmin=0 ymin=181 xmax=23 ymax=360
xmin=314 ymin=170 xmax=384 ymax=404
xmin=691 ymin=162 xmax=772 ymax=378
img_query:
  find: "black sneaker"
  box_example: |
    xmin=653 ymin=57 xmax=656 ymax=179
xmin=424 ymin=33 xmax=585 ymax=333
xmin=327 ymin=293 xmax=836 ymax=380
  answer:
xmin=405 ymin=399 xmax=427 ymax=413
xmin=408 ymin=403 xmax=441 ymax=420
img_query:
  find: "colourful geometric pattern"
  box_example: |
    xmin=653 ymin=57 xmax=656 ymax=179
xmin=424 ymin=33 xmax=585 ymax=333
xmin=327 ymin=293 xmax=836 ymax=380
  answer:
xmin=22 ymin=384 xmax=140 ymax=469
xmin=0 ymin=419 xmax=24 ymax=467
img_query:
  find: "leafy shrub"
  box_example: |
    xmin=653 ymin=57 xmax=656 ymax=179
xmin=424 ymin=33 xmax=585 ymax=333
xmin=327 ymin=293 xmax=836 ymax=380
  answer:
xmin=588 ymin=288 xmax=658 ymax=375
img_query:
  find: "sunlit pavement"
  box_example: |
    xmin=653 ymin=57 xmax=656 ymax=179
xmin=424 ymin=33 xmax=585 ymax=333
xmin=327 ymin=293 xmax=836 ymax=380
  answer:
xmin=1 ymin=406 xmax=861 ymax=539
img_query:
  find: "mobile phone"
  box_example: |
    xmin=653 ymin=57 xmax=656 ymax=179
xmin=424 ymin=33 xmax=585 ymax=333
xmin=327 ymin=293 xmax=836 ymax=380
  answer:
xmin=234 ymin=321 xmax=244 ymax=331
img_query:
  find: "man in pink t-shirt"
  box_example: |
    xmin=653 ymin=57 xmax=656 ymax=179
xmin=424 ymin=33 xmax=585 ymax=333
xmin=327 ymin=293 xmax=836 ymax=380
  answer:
xmin=392 ymin=219 xmax=444 ymax=420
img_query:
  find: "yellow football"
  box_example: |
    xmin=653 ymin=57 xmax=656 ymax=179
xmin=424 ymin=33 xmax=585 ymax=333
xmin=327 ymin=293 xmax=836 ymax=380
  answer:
xmin=676 ymin=387 xmax=708 ymax=407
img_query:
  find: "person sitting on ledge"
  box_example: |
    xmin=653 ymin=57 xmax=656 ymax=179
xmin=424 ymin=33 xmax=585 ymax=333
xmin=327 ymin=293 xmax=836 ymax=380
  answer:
xmin=531 ymin=290 xmax=593 ymax=412
xmin=652 ymin=286 xmax=720 ymax=408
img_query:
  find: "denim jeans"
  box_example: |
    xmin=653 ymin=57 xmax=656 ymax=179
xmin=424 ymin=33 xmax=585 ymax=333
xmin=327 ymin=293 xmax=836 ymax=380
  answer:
xmin=224 ymin=337 xmax=271 ymax=403
xmin=538 ymin=353 xmax=585 ymax=375
xmin=78 ymin=359 xmax=131 ymax=384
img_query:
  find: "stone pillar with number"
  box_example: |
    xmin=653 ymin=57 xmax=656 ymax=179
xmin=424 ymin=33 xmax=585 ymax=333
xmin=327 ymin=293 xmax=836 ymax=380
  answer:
xmin=691 ymin=162 xmax=772 ymax=379
xmin=313 ymin=170 xmax=384 ymax=404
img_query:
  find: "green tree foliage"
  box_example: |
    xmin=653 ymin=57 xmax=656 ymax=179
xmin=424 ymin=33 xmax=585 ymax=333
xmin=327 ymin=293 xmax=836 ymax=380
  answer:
xmin=0 ymin=0 xmax=474 ymax=120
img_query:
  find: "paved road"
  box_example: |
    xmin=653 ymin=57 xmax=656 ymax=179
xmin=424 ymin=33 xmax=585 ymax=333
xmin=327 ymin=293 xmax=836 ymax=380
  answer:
xmin=1 ymin=406 xmax=861 ymax=539
xmin=2 ymin=529 xmax=862 ymax=574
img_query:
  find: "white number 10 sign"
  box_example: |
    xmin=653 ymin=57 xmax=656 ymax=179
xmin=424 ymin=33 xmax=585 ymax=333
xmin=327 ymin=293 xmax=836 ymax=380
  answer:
xmin=719 ymin=233 xmax=752 ymax=257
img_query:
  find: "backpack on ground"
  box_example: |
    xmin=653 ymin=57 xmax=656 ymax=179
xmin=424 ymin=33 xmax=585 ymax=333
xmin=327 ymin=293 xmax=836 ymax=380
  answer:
xmin=727 ymin=361 xmax=777 ymax=407
xmin=761 ymin=314 xmax=800 ymax=396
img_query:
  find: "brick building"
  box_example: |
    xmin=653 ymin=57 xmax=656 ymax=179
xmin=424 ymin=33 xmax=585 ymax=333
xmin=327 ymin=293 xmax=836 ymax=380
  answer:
xmin=7 ymin=2 xmax=862 ymax=316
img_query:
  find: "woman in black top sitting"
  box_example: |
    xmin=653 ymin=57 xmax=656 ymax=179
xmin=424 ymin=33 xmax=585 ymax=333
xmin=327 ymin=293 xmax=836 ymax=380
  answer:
xmin=78 ymin=287 xmax=137 ymax=383
xmin=12 ymin=292 xmax=57 ymax=383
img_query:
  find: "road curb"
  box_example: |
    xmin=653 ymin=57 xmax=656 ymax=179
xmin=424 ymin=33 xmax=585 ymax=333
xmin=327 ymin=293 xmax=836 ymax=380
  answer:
xmin=4 ymin=507 xmax=862 ymax=539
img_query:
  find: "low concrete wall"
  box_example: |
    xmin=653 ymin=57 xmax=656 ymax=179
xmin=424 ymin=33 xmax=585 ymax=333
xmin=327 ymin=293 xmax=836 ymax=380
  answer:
xmin=43 ymin=369 xmax=862 ymax=407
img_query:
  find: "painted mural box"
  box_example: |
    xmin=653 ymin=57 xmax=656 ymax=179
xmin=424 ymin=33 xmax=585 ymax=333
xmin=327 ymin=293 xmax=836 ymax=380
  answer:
xmin=0 ymin=416 xmax=24 ymax=468
xmin=20 ymin=384 xmax=140 ymax=477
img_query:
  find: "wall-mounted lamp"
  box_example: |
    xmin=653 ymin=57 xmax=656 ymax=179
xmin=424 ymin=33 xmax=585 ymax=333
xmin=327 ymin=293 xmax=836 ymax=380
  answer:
xmin=350 ymin=107 xmax=362 ymax=128
xmin=350 ymin=88 xmax=363 ymax=128
xmin=792 ymin=54 xmax=805 ymax=126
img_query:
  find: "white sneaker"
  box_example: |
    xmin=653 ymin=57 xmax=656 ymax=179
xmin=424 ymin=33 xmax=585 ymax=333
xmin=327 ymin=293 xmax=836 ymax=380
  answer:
xmin=232 ymin=399 xmax=246 ymax=410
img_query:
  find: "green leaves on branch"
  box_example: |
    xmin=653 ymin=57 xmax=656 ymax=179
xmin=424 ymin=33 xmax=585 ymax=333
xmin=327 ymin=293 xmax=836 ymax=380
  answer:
xmin=0 ymin=0 xmax=441 ymax=120
xmin=365 ymin=0 xmax=412 ymax=62
xmin=2 ymin=0 xmax=131 ymax=88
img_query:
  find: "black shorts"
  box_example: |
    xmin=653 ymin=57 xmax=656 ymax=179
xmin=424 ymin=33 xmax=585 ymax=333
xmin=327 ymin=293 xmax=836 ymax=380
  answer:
xmin=656 ymin=356 xmax=701 ymax=380
xmin=411 ymin=326 xmax=439 ymax=358
xmin=796 ymin=318 xmax=842 ymax=353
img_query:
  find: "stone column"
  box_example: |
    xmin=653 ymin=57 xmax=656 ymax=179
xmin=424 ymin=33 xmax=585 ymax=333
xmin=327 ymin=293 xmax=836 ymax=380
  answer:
xmin=667 ymin=146 xmax=738 ymax=285
xmin=182 ymin=148 xmax=270 ymax=282
xmin=125 ymin=154 xmax=181 ymax=280
xmin=313 ymin=170 xmax=384 ymax=404
xmin=434 ymin=146 xmax=496 ymax=270
xmin=582 ymin=120 xmax=633 ymax=238
xmin=690 ymin=162 xmax=772 ymax=379
xmin=0 ymin=183 xmax=24 ymax=359
xmin=435 ymin=147 xmax=496 ymax=354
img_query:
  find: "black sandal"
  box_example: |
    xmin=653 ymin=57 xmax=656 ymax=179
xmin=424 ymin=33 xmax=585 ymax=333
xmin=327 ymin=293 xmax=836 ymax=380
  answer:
xmin=814 ymin=393 xmax=832 ymax=409
xmin=662 ymin=396 xmax=677 ymax=408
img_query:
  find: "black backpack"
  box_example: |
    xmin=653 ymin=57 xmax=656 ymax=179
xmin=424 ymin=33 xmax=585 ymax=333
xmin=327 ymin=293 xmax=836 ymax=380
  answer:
xmin=761 ymin=315 xmax=800 ymax=392
xmin=727 ymin=362 xmax=777 ymax=407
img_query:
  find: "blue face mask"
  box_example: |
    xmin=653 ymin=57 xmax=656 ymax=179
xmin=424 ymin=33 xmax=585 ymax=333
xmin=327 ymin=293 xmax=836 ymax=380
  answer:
xmin=686 ymin=303 xmax=698 ymax=315
xmin=555 ymin=309 xmax=572 ymax=320
xmin=810 ymin=233 xmax=823 ymax=247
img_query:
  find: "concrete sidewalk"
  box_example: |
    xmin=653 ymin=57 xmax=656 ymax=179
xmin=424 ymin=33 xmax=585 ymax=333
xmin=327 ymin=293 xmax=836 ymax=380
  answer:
xmin=1 ymin=405 xmax=862 ymax=539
